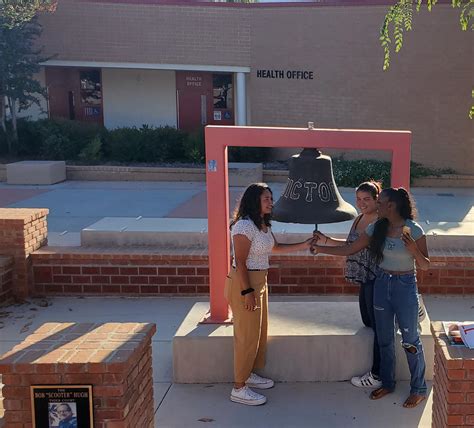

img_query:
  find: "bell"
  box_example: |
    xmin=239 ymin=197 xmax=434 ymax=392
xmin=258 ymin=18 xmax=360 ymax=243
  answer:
xmin=272 ymin=148 xmax=357 ymax=225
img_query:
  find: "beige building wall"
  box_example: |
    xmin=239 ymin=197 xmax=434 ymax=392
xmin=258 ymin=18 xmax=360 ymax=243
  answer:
xmin=37 ymin=1 xmax=473 ymax=174
xmin=248 ymin=5 xmax=473 ymax=173
xmin=102 ymin=69 xmax=177 ymax=129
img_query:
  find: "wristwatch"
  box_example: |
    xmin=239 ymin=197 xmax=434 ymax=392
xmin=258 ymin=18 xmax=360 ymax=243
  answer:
xmin=241 ymin=287 xmax=255 ymax=296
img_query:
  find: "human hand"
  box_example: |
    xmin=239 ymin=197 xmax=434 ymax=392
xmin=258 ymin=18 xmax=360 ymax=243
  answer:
xmin=310 ymin=244 xmax=319 ymax=255
xmin=313 ymin=231 xmax=327 ymax=245
xmin=244 ymin=293 xmax=258 ymax=311
xmin=401 ymin=231 xmax=417 ymax=254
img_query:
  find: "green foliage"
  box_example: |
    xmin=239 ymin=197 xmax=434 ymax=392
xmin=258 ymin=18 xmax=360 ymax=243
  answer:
xmin=0 ymin=0 xmax=57 ymax=28
xmin=228 ymin=147 xmax=270 ymax=163
xmin=381 ymin=0 xmax=473 ymax=118
xmin=331 ymin=157 xmax=455 ymax=188
xmin=78 ymin=135 xmax=102 ymax=162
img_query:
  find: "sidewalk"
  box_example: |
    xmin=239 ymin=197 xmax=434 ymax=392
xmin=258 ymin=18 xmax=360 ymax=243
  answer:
xmin=0 ymin=295 xmax=473 ymax=427
xmin=0 ymin=181 xmax=472 ymax=247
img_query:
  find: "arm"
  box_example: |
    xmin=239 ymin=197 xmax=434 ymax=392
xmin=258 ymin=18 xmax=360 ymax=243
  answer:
xmin=312 ymin=232 xmax=370 ymax=257
xmin=233 ymin=234 xmax=258 ymax=311
xmin=402 ymin=233 xmax=430 ymax=271
xmin=271 ymin=233 xmax=312 ymax=254
xmin=314 ymin=231 xmax=347 ymax=247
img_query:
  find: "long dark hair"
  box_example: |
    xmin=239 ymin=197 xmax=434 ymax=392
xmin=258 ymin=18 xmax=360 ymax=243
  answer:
xmin=356 ymin=180 xmax=382 ymax=200
xmin=230 ymin=183 xmax=272 ymax=231
xmin=369 ymin=187 xmax=417 ymax=264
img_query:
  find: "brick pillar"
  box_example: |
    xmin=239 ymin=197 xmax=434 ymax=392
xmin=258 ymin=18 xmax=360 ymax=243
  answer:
xmin=0 ymin=322 xmax=156 ymax=427
xmin=0 ymin=208 xmax=48 ymax=299
xmin=431 ymin=322 xmax=474 ymax=427
xmin=0 ymin=255 xmax=14 ymax=306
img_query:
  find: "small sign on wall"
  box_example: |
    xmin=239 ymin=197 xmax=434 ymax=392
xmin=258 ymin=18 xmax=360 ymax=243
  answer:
xmin=31 ymin=385 xmax=94 ymax=428
xmin=213 ymin=111 xmax=222 ymax=121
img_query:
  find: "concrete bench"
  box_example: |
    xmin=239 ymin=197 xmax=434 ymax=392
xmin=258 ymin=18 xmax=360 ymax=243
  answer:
xmin=173 ymin=301 xmax=434 ymax=383
xmin=7 ymin=160 xmax=66 ymax=185
xmin=0 ymin=322 xmax=156 ymax=427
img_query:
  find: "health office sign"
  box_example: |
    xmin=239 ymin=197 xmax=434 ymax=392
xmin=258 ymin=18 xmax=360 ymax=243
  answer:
xmin=256 ymin=69 xmax=314 ymax=80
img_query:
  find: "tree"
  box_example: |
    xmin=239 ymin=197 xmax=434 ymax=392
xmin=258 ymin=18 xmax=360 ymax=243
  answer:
xmin=0 ymin=0 xmax=56 ymax=150
xmin=380 ymin=0 xmax=473 ymax=118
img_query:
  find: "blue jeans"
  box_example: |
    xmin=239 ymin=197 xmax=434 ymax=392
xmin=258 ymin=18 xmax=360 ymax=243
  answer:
xmin=373 ymin=270 xmax=427 ymax=395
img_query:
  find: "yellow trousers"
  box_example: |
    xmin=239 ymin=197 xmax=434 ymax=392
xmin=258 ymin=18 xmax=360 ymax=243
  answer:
xmin=224 ymin=268 xmax=268 ymax=383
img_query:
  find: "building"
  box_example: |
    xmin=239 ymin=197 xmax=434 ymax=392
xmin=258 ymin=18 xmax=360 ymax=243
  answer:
xmin=30 ymin=0 xmax=473 ymax=173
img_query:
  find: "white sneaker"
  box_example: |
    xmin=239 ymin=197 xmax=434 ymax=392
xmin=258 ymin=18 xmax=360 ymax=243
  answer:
xmin=351 ymin=371 xmax=382 ymax=388
xmin=230 ymin=386 xmax=266 ymax=406
xmin=246 ymin=372 xmax=275 ymax=389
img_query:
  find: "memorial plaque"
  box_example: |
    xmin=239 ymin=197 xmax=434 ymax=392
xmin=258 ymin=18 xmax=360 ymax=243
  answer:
xmin=31 ymin=385 xmax=94 ymax=428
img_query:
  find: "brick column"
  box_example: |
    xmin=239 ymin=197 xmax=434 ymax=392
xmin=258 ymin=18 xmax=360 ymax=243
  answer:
xmin=0 ymin=208 xmax=48 ymax=299
xmin=431 ymin=322 xmax=474 ymax=427
xmin=0 ymin=255 xmax=14 ymax=306
xmin=0 ymin=322 xmax=156 ymax=428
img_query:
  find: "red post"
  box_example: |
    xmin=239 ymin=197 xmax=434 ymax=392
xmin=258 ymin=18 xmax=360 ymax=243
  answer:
xmin=204 ymin=126 xmax=411 ymax=322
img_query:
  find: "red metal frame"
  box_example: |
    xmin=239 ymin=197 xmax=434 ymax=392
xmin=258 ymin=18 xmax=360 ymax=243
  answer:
xmin=204 ymin=125 xmax=411 ymax=323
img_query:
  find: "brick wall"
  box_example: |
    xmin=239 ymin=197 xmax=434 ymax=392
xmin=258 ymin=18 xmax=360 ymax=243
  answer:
xmin=0 ymin=322 xmax=156 ymax=428
xmin=431 ymin=322 xmax=474 ymax=427
xmin=37 ymin=2 xmax=474 ymax=174
xmin=31 ymin=247 xmax=474 ymax=296
xmin=0 ymin=209 xmax=49 ymax=299
xmin=0 ymin=256 xmax=13 ymax=306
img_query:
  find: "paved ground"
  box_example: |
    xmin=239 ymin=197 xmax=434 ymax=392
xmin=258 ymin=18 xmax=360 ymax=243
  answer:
xmin=0 ymin=180 xmax=473 ymax=426
xmin=0 ymin=295 xmax=473 ymax=427
xmin=0 ymin=181 xmax=472 ymax=247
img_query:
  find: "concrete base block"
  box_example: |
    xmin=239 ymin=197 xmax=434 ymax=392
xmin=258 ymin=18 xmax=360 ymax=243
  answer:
xmin=173 ymin=302 xmax=434 ymax=383
xmin=228 ymin=162 xmax=263 ymax=187
xmin=7 ymin=160 xmax=66 ymax=185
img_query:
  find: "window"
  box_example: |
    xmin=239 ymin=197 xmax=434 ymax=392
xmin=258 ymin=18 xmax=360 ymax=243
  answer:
xmin=80 ymin=70 xmax=102 ymax=106
xmin=213 ymin=74 xmax=233 ymax=109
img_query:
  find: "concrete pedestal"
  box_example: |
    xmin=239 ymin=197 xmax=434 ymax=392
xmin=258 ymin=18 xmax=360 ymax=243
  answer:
xmin=173 ymin=302 xmax=434 ymax=383
xmin=7 ymin=160 xmax=66 ymax=185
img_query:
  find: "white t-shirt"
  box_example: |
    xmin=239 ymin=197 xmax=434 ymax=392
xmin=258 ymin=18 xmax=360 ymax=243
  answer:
xmin=231 ymin=218 xmax=275 ymax=270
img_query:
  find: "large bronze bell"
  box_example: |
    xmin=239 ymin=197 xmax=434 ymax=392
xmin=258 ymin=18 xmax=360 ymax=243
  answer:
xmin=272 ymin=148 xmax=357 ymax=225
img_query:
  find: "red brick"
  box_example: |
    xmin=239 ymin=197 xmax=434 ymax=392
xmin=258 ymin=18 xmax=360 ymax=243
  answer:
xmin=82 ymin=266 xmax=100 ymax=274
xmin=446 ymin=414 xmax=464 ymax=425
xmin=158 ymin=267 xmax=176 ymax=275
xmin=149 ymin=276 xmax=167 ymax=284
xmin=159 ymin=285 xmax=178 ymax=293
xmin=178 ymin=267 xmax=195 ymax=275
xmin=111 ymin=276 xmax=130 ymax=284
xmin=120 ymin=267 xmax=138 ymax=275
xmin=447 ymin=392 xmax=466 ymax=404
xmin=138 ymin=267 xmax=157 ymax=275
xmin=101 ymin=266 xmax=120 ymax=275
xmin=130 ymin=276 xmax=149 ymax=284
xmin=63 ymin=266 xmax=81 ymax=274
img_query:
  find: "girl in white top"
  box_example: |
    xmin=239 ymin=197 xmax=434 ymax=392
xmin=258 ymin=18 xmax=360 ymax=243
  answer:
xmin=226 ymin=183 xmax=312 ymax=406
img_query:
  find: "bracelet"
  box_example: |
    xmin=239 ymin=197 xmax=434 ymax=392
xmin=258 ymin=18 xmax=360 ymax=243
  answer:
xmin=241 ymin=287 xmax=255 ymax=296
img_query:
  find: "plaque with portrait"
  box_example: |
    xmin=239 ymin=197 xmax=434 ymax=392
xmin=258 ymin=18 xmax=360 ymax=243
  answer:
xmin=31 ymin=385 xmax=94 ymax=428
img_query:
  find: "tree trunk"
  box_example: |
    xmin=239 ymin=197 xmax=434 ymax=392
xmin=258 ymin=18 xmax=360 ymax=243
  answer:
xmin=0 ymin=95 xmax=6 ymax=134
xmin=7 ymin=96 xmax=18 ymax=153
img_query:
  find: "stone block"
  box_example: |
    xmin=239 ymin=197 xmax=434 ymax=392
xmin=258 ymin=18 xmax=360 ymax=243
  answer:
xmin=7 ymin=160 xmax=66 ymax=185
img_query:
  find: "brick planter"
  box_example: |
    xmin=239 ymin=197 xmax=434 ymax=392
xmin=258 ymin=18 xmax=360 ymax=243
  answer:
xmin=0 ymin=322 xmax=156 ymax=428
xmin=0 ymin=256 xmax=13 ymax=306
xmin=431 ymin=322 xmax=474 ymax=427
xmin=0 ymin=208 xmax=48 ymax=299
xmin=31 ymin=247 xmax=474 ymax=296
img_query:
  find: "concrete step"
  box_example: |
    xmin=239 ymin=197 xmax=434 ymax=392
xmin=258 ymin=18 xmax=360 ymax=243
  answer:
xmin=81 ymin=217 xmax=472 ymax=249
xmin=173 ymin=302 xmax=434 ymax=383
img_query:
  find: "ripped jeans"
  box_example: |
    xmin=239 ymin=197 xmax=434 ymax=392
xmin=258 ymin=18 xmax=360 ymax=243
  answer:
xmin=373 ymin=269 xmax=427 ymax=395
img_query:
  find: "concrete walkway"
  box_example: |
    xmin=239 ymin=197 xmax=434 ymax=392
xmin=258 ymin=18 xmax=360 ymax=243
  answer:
xmin=0 ymin=181 xmax=472 ymax=247
xmin=0 ymin=295 xmax=473 ymax=427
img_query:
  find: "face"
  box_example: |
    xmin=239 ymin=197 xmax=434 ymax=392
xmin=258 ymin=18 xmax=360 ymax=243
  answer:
xmin=57 ymin=405 xmax=72 ymax=420
xmin=260 ymin=189 xmax=273 ymax=216
xmin=376 ymin=193 xmax=391 ymax=218
xmin=355 ymin=190 xmax=377 ymax=215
